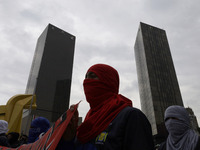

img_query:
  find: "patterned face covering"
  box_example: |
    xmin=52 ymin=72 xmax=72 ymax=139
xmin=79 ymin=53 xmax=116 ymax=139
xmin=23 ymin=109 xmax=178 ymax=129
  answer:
xmin=164 ymin=105 xmax=199 ymax=150
xmin=77 ymin=64 xmax=132 ymax=143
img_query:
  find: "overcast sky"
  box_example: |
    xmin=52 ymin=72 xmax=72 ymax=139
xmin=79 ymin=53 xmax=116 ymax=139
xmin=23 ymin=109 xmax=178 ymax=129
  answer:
xmin=0 ymin=0 xmax=200 ymax=125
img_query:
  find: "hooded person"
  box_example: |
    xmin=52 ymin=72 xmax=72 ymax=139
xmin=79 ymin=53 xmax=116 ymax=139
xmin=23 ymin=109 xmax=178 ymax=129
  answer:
xmin=28 ymin=117 xmax=50 ymax=143
xmin=0 ymin=120 xmax=10 ymax=147
xmin=158 ymin=105 xmax=200 ymax=150
xmin=76 ymin=64 xmax=133 ymax=142
xmin=7 ymin=132 xmax=20 ymax=148
xmin=57 ymin=64 xmax=154 ymax=150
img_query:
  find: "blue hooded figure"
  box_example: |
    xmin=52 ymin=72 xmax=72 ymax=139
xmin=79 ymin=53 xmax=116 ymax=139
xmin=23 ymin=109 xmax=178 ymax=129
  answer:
xmin=28 ymin=117 xmax=50 ymax=143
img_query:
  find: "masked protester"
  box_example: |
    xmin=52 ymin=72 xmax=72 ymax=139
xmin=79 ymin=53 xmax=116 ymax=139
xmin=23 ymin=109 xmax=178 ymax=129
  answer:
xmin=28 ymin=117 xmax=50 ymax=143
xmin=7 ymin=132 xmax=20 ymax=148
xmin=57 ymin=64 xmax=154 ymax=150
xmin=158 ymin=105 xmax=200 ymax=150
xmin=0 ymin=120 xmax=10 ymax=147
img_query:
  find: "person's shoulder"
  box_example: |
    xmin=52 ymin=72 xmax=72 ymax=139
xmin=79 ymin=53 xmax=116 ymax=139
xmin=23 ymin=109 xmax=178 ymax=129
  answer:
xmin=123 ymin=106 xmax=146 ymax=116
xmin=118 ymin=106 xmax=148 ymax=121
xmin=112 ymin=106 xmax=136 ymax=123
xmin=121 ymin=106 xmax=142 ymax=113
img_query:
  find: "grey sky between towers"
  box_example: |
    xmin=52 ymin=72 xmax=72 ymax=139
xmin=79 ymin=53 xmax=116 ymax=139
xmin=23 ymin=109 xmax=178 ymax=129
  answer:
xmin=0 ymin=0 xmax=200 ymax=125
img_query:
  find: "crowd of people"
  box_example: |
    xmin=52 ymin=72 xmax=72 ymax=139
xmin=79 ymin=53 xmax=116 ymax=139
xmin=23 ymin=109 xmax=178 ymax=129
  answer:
xmin=0 ymin=64 xmax=199 ymax=150
xmin=0 ymin=117 xmax=51 ymax=148
xmin=0 ymin=120 xmax=28 ymax=148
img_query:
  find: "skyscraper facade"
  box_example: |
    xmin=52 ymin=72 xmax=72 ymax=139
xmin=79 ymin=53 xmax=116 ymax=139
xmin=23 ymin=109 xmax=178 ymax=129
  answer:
xmin=25 ymin=24 xmax=75 ymax=122
xmin=134 ymin=22 xmax=184 ymax=137
xmin=186 ymin=107 xmax=200 ymax=134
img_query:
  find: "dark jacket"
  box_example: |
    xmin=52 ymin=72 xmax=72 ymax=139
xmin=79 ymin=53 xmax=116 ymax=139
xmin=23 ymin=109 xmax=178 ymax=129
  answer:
xmin=7 ymin=132 xmax=20 ymax=148
xmin=0 ymin=133 xmax=10 ymax=147
xmin=57 ymin=106 xmax=154 ymax=150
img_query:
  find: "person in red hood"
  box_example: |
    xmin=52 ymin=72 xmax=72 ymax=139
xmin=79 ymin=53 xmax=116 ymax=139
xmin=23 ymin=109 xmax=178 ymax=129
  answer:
xmin=57 ymin=64 xmax=154 ymax=150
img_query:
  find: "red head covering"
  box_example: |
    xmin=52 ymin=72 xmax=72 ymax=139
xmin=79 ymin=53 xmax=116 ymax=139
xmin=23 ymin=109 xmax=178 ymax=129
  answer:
xmin=77 ymin=64 xmax=132 ymax=143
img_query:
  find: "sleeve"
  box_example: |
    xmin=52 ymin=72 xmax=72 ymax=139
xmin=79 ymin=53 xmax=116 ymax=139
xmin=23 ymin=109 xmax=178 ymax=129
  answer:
xmin=122 ymin=109 xmax=155 ymax=150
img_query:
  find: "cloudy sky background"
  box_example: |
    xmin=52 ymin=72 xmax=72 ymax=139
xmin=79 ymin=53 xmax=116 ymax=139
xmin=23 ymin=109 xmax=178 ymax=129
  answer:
xmin=0 ymin=0 xmax=200 ymax=124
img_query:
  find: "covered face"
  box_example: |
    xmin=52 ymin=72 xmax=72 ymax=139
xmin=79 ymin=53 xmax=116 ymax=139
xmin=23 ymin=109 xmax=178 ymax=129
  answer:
xmin=77 ymin=64 xmax=132 ymax=143
xmin=165 ymin=105 xmax=191 ymax=135
xmin=164 ymin=106 xmax=199 ymax=150
xmin=83 ymin=64 xmax=119 ymax=108
xmin=28 ymin=117 xmax=50 ymax=143
xmin=0 ymin=120 xmax=8 ymax=134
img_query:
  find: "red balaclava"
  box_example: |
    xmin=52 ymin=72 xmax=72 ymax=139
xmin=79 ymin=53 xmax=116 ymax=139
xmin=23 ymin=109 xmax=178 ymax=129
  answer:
xmin=77 ymin=64 xmax=132 ymax=143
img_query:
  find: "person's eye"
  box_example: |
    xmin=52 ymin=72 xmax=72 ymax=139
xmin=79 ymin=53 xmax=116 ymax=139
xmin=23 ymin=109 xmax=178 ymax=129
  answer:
xmin=86 ymin=72 xmax=99 ymax=79
xmin=90 ymin=74 xmax=96 ymax=78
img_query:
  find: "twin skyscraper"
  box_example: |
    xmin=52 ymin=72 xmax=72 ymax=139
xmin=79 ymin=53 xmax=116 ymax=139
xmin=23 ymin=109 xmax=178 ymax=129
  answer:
xmin=23 ymin=22 xmax=195 ymax=141
xmin=134 ymin=22 xmax=184 ymax=141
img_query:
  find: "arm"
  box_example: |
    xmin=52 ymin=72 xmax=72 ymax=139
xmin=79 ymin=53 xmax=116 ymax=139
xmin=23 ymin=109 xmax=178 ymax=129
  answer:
xmin=56 ymin=105 xmax=79 ymax=150
xmin=62 ymin=106 xmax=79 ymax=141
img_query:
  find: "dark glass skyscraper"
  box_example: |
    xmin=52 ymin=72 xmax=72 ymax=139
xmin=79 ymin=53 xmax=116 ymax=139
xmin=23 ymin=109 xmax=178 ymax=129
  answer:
xmin=134 ymin=22 xmax=184 ymax=137
xmin=25 ymin=24 xmax=75 ymax=122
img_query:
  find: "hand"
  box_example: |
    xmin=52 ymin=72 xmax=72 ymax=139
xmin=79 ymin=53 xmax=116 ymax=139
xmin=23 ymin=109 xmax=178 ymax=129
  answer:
xmin=62 ymin=105 xmax=79 ymax=141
